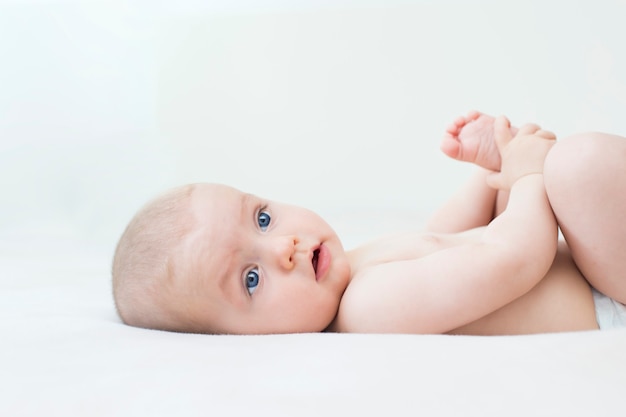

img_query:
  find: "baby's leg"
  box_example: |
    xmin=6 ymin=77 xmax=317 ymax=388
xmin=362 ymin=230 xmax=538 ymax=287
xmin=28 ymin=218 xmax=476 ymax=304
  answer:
xmin=431 ymin=111 xmax=519 ymax=232
xmin=441 ymin=110 xmax=518 ymax=171
xmin=544 ymin=132 xmax=626 ymax=303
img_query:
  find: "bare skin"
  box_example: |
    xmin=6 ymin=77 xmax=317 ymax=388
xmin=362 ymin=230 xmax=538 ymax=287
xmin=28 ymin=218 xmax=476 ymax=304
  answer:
xmin=449 ymin=240 xmax=598 ymax=335
xmin=116 ymin=111 xmax=624 ymax=336
xmin=335 ymin=113 xmax=615 ymax=335
xmin=431 ymin=112 xmax=626 ymax=333
xmin=441 ymin=110 xmax=518 ymax=172
xmin=340 ymin=228 xmax=598 ymax=335
xmin=544 ymin=132 xmax=626 ymax=305
xmin=440 ymin=112 xmax=626 ymax=300
xmin=429 ymin=111 xmax=519 ymax=233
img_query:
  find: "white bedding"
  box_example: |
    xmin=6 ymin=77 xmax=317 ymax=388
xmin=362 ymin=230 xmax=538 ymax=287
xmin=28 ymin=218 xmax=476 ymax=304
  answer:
xmin=2 ymin=234 xmax=626 ymax=417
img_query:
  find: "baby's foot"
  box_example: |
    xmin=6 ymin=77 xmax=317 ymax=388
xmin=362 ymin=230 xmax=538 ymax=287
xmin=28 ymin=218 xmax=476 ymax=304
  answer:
xmin=441 ymin=110 xmax=517 ymax=171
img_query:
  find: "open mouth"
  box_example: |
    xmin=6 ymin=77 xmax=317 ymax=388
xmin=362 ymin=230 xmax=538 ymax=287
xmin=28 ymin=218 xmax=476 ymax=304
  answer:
xmin=312 ymin=248 xmax=320 ymax=274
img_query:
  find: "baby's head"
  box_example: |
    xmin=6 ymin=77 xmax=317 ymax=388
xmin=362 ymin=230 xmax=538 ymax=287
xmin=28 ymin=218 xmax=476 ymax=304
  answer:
xmin=112 ymin=183 xmax=351 ymax=334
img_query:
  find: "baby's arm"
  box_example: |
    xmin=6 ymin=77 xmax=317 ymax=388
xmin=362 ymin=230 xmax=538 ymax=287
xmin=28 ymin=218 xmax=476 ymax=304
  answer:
xmin=425 ymin=168 xmax=507 ymax=233
xmin=336 ymin=118 xmax=558 ymax=333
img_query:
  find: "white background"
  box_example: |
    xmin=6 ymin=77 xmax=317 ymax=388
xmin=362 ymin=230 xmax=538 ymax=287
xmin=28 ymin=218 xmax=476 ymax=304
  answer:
xmin=1 ymin=0 xmax=626 ymax=274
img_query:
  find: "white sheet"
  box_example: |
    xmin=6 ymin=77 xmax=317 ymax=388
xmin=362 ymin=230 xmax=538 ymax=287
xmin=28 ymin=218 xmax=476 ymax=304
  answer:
xmin=2 ymin=236 xmax=626 ymax=417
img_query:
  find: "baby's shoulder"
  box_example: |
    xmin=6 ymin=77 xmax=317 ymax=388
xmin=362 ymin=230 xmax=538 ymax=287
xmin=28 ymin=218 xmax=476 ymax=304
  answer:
xmin=328 ymin=273 xmax=377 ymax=333
xmin=329 ymin=265 xmax=424 ymax=333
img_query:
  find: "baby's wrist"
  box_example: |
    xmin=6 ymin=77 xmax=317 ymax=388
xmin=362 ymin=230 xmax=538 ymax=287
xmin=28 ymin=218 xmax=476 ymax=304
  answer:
xmin=512 ymin=172 xmax=544 ymax=186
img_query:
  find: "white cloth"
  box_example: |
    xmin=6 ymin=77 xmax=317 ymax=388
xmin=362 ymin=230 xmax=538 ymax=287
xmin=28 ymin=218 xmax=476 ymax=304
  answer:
xmin=592 ymin=288 xmax=626 ymax=330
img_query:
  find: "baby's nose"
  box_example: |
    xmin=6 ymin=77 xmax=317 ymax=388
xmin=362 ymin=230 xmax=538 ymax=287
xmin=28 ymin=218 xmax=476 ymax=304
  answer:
xmin=273 ymin=235 xmax=299 ymax=270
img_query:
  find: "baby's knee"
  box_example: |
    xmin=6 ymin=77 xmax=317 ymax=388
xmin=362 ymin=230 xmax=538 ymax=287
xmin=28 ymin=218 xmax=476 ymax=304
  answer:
xmin=544 ymin=132 xmax=607 ymax=191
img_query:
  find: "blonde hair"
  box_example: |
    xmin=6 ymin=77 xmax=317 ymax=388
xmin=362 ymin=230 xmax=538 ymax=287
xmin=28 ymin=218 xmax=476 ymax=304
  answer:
xmin=112 ymin=184 xmax=196 ymax=330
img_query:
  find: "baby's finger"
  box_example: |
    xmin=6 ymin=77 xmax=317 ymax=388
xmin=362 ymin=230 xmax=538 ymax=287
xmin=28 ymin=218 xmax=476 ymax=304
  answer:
xmin=494 ymin=116 xmax=513 ymax=151
xmin=534 ymin=129 xmax=556 ymax=140
xmin=518 ymin=123 xmax=541 ymax=135
xmin=485 ymin=171 xmax=506 ymax=190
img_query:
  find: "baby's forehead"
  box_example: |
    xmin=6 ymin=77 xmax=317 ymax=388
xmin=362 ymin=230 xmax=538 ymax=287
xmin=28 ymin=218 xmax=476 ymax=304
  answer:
xmin=183 ymin=184 xmax=250 ymax=276
xmin=192 ymin=183 xmax=247 ymax=212
xmin=170 ymin=222 xmax=229 ymax=310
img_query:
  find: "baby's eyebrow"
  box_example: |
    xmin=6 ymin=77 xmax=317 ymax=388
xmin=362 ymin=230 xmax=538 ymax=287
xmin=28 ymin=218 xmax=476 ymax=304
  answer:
xmin=217 ymin=250 xmax=243 ymax=307
xmin=240 ymin=193 xmax=253 ymax=222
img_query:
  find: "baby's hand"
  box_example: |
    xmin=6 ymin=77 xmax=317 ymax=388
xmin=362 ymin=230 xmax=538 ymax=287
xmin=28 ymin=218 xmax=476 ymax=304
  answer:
xmin=486 ymin=116 xmax=556 ymax=190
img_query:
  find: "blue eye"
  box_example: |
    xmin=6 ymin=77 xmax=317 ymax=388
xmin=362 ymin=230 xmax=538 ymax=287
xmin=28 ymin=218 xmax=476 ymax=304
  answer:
xmin=245 ymin=268 xmax=260 ymax=295
xmin=257 ymin=210 xmax=271 ymax=231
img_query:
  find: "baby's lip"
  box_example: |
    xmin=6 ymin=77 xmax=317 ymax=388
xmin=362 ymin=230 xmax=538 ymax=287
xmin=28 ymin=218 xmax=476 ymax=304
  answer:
xmin=311 ymin=243 xmax=330 ymax=281
xmin=311 ymin=247 xmax=319 ymax=274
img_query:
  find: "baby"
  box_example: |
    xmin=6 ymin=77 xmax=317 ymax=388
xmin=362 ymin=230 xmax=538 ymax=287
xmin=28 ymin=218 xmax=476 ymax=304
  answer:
xmin=112 ymin=111 xmax=626 ymax=335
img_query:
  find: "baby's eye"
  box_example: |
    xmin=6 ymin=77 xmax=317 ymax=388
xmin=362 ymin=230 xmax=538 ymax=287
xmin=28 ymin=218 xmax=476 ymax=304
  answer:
xmin=257 ymin=210 xmax=271 ymax=231
xmin=245 ymin=268 xmax=260 ymax=295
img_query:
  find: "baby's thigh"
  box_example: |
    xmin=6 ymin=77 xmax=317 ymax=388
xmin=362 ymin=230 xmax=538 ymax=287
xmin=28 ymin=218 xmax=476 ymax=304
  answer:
xmin=543 ymin=132 xmax=626 ymax=303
